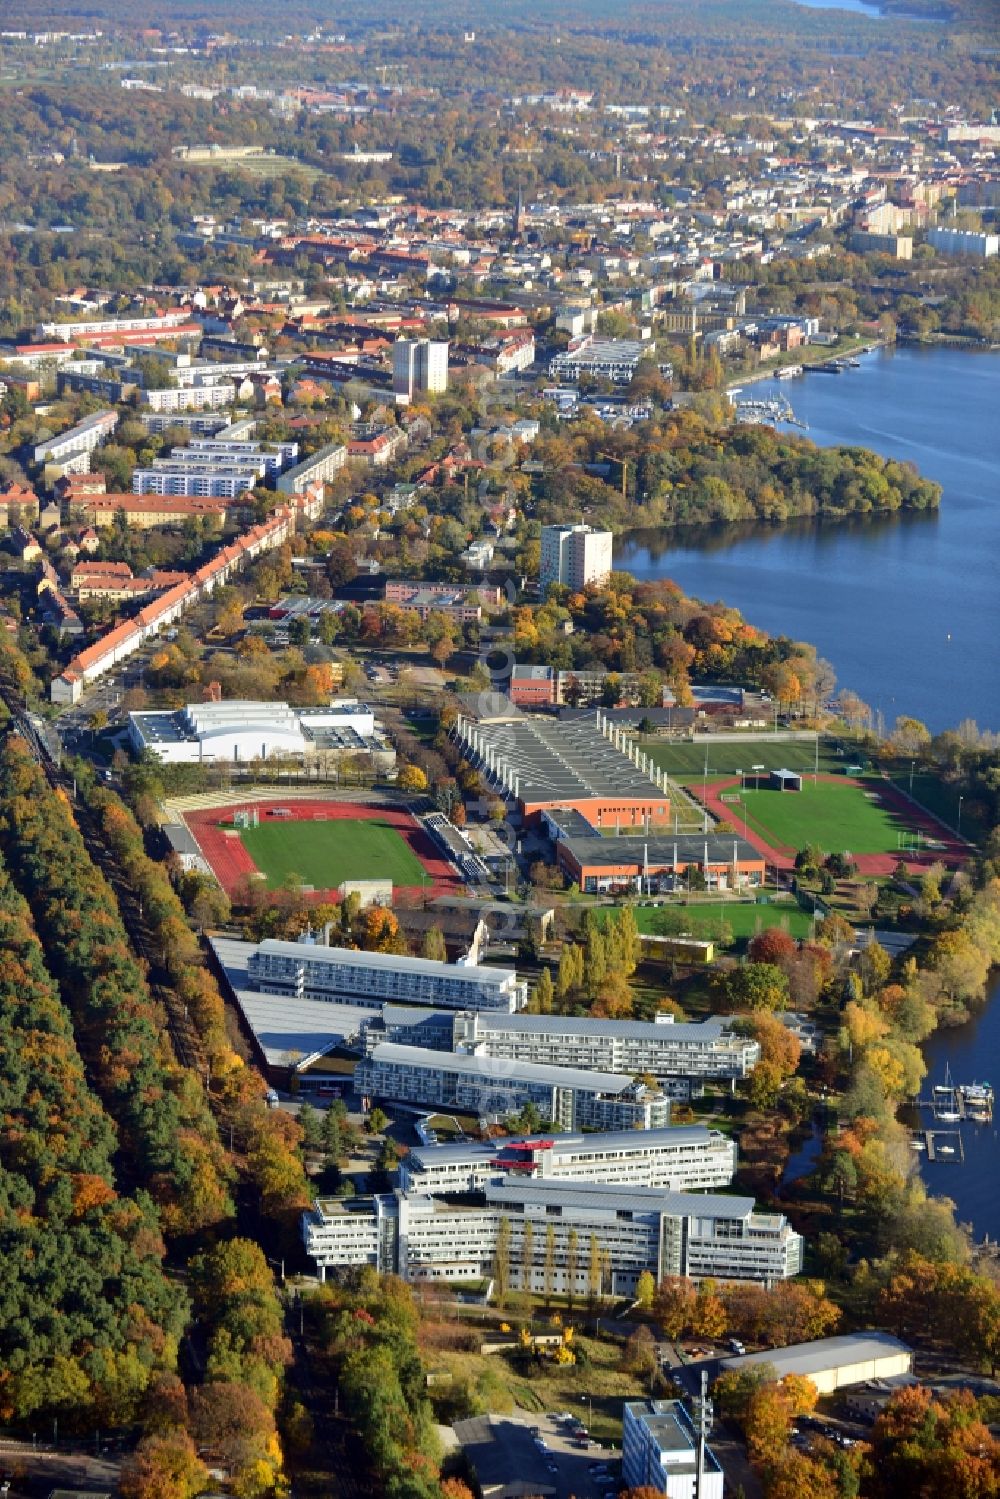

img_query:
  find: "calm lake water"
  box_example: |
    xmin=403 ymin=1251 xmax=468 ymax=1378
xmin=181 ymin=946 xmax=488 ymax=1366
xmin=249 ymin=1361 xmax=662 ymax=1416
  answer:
xmin=618 ymin=346 xmax=1000 ymax=734
xmin=790 ymin=0 xmax=883 ymax=14
xmin=915 ymin=974 xmax=1000 ymax=1243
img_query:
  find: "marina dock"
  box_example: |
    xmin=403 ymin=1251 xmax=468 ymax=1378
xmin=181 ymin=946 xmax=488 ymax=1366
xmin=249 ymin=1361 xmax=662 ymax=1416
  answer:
xmin=925 ymin=1130 xmax=964 ymax=1163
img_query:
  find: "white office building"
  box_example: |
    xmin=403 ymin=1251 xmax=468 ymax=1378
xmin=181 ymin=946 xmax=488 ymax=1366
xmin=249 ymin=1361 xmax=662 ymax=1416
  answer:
xmin=400 ymin=1125 xmax=737 ymax=1196
xmin=623 ymin=1400 xmax=723 ymax=1499
xmin=302 ymin=1179 xmax=803 ymax=1290
xmin=539 ymin=522 xmax=613 ymax=592
xmin=355 ymin=1042 xmax=670 ymax=1130
xmin=361 ymin=1007 xmax=759 ymax=1097
xmin=392 ymin=338 xmax=449 ymax=401
xmin=249 ymin=939 xmax=527 ymax=1013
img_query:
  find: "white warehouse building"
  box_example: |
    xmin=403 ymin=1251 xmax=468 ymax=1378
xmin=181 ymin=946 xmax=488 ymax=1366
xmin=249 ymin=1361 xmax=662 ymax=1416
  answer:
xmin=302 ymin=1178 xmax=803 ymax=1291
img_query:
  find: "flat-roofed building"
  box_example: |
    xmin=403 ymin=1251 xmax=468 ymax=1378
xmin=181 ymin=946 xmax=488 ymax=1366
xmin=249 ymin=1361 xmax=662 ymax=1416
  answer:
xmin=548 ymin=811 xmax=766 ymax=893
xmin=249 ymin=939 xmax=528 ymax=1013
xmin=32 ymin=408 xmax=118 ymax=465
xmin=276 ymin=441 xmax=348 ymax=494
xmin=452 ymin=710 xmax=671 ymax=828
xmin=540 ymin=522 xmax=613 ymax=592
xmin=302 ymin=1179 xmax=804 ymax=1290
xmin=361 ymin=1006 xmax=758 ymax=1097
xmin=400 ymin=1124 xmax=737 ymax=1196
xmin=623 ymin=1400 xmax=723 ymax=1499
xmin=128 ymin=698 xmax=390 ymax=767
xmin=714 ymin=1333 xmax=913 ymax=1396
xmin=355 ymin=1041 xmax=670 ymax=1130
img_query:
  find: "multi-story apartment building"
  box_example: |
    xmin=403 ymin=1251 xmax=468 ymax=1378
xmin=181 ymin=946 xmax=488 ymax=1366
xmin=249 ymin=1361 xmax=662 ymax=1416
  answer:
xmin=302 ymin=1179 xmax=804 ymax=1291
xmin=132 ymin=466 xmax=262 ymax=499
xmin=399 ymin=1125 xmax=737 ymax=1196
xmin=622 ymin=1400 xmax=724 ymax=1499
xmin=143 ymin=383 xmax=237 ymax=414
xmin=548 ymin=334 xmax=647 ymax=384
xmin=36 ymin=310 xmax=193 ymax=342
xmin=354 ymin=1042 xmax=671 ymax=1130
xmin=392 ymin=338 xmax=449 ymax=399
xmin=32 ymin=409 xmax=118 ymax=465
xmin=247 ymin=938 xmax=527 ymax=1012
xmin=926 ymin=227 xmax=999 ymax=259
xmin=539 ymin=522 xmax=613 ymax=592
xmin=276 ymin=441 xmax=348 ymax=495
xmin=182 ymin=438 xmax=298 ymax=480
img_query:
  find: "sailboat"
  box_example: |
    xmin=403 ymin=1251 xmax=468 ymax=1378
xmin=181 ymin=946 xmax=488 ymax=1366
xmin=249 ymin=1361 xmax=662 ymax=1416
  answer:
xmin=932 ymin=1064 xmax=961 ymax=1123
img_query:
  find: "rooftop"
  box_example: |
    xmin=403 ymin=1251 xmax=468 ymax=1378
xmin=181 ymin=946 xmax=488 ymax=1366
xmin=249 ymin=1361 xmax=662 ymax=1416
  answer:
xmin=719 ymin=1333 xmax=913 ymax=1380
xmin=368 ymin=1040 xmax=656 ymax=1096
xmin=406 ymin=1123 xmax=722 ymax=1169
xmin=210 ymin=935 xmax=375 ymax=1067
xmin=256 ymin=938 xmax=518 ymax=990
xmin=465 ymin=714 xmax=661 ymax=805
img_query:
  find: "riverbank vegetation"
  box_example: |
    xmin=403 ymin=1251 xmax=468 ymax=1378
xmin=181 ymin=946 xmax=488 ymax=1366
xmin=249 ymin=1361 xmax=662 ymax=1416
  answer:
xmin=530 ymin=410 xmax=942 ymax=536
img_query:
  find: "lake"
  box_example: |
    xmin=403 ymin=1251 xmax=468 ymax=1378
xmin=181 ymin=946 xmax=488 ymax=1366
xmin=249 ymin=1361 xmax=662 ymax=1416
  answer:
xmin=790 ymin=0 xmax=883 ymax=14
xmin=618 ymin=346 xmax=1000 ymax=734
xmin=916 ymin=975 xmax=1000 ymax=1243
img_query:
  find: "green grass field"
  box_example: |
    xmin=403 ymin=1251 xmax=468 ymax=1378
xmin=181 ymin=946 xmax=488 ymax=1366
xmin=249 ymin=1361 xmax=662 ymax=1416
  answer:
xmin=643 ymin=736 xmax=850 ymax=780
xmin=736 ymin=779 xmax=918 ymax=856
xmin=609 ymin=901 xmax=814 ymax=942
xmin=237 ymin=818 xmax=425 ymax=889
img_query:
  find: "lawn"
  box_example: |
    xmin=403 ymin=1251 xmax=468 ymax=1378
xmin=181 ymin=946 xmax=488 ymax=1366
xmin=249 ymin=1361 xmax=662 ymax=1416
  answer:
xmin=644 ymin=736 xmax=847 ymax=780
xmin=736 ymin=779 xmax=919 ymax=856
xmin=632 ymin=900 xmax=815 ymax=941
xmin=237 ymin=817 xmax=426 ymax=889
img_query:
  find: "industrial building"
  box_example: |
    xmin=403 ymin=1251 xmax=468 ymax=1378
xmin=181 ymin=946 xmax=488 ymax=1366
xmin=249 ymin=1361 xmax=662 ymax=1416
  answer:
xmin=127 ymin=698 xmax=391 ymax=767
xmin=360 ymin=1006 xmax=760 ymax=1097
xmin=714 ymin=1334 xmax=913 ymax=1396
xmin=354 ymin=1041 xmax=671 ymax=1130
xmin=622 ymin=1400 xmax=723 ymax=1499
xmin=248 ymin=937 xmax=528 ymax=1013
xmin=545 ymin=808 xmax=767 ymax=893
xmin=400 ymin=1125 xmax=738 ymax=1196
xmin=451 ymin=710 xmax=671 ymax=827
xmin=302 ymin=1178 xmax=804 ymax=1289
xmin=539 ymin=522 xmax=613 ymax=592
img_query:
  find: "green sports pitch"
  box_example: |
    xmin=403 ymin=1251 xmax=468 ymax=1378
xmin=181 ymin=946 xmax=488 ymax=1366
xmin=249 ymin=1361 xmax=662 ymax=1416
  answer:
xmin=236 ymin=818 xmax=426 ymax=889
xmin=643 ymin=736 xmax=847 ymax=780
xmin=736 ymin=779 xmax=918 ymax=856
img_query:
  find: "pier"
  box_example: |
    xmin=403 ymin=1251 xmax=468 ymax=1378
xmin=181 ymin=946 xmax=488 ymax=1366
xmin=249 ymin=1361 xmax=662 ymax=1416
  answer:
xmin=925 ymin=1130 xmax=964 ymax=1163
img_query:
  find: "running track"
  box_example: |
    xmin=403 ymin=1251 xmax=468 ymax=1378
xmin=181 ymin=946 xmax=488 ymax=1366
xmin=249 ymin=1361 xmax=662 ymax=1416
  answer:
xmin=695 ymin=774 xmax=970 ymax=875
xmin=183 ymin=799 xmax=460 ymax=903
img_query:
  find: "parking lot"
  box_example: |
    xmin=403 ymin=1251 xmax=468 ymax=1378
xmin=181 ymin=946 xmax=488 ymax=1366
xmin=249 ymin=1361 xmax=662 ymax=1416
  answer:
xmin=529 ymin=1410 xmax=620 ymax=1499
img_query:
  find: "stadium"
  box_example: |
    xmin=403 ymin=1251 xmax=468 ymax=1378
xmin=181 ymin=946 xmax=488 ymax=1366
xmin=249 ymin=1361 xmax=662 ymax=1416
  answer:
xmin=179 ymin=796 xmax=460 ymax=903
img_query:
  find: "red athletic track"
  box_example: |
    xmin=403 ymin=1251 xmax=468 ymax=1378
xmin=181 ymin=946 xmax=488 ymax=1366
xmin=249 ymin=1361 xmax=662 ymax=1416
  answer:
xmin=183 ymin=799 xmax=460 ymax=903
xmin=695 ymin=773 xmax=969 ymax=876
